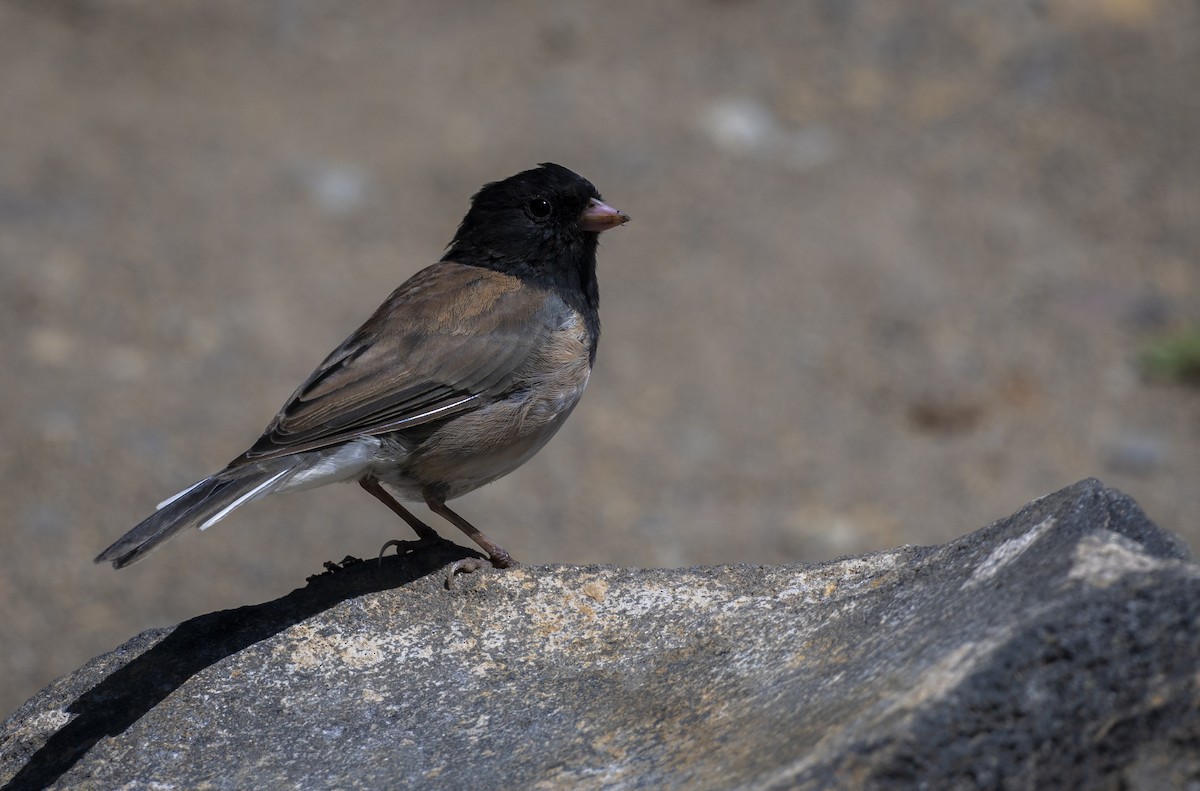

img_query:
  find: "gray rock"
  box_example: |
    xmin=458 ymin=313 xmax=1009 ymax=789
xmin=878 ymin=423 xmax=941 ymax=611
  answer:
xmin=2 ymin=479 xmax=1197 ymax=790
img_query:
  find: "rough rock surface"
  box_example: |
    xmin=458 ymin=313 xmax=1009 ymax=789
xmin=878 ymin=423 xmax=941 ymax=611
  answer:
xmin=2 ymin=479 xmax=1198 ymax=790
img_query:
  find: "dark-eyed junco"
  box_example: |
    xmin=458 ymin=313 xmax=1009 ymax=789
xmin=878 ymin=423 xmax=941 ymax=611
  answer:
xmin=96 ymin=163 xmax=628 ymax=572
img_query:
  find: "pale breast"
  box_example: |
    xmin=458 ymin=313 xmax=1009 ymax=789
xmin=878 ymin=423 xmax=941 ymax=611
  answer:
xmin=520 ymin=309 xmax=592 ymax=426
xmin=383 ymin=306 xmax=594 ymax=501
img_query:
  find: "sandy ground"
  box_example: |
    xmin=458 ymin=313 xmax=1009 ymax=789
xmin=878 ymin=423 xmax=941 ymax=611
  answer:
xmin=1 ymin=0 xmax=1198 ymax=717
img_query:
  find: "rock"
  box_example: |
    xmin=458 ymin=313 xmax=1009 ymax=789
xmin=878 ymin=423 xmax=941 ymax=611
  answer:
xmin=698 ymin=98 xmax=839 ymax=171
xmin=298 ymin=162 xmax=370 ymax=216
xmin=1 ymin=479 xmax=1197 ymax=790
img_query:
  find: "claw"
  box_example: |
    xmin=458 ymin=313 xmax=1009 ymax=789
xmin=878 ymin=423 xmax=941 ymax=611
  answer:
xmin=444 ymin=556 xmax=520 ymax=589
xmin=378 ymin=539 xmax=419 ymax=565
xmin=376 ymin=535 xmax=457 ymax=569
xmin=445 ymin=557 xmax=489 ymax=587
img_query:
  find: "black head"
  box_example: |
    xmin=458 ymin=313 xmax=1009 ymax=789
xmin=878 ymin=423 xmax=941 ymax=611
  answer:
xmin=443 ymin=164 xmax=627 ymax=362
xmin=443 ymin=163 xmax=627 ymax=283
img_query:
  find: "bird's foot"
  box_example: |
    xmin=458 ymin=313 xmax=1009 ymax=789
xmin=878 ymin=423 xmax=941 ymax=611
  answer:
xmin=445 ymin=553 xmax=519 ymax=589
xmin=377 ymin=534 xmax=453 ymax=566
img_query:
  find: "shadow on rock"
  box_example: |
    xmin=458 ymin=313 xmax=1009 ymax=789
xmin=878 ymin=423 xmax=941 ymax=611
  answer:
xmin=1 ymin=540 xmax=480 ymax=791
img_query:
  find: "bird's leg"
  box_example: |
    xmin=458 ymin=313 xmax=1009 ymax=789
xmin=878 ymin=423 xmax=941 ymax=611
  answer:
xmin=424 ymin=495 xmax=518 ymax=578
xmin=359 ymin=476 xmax=447 ymax=560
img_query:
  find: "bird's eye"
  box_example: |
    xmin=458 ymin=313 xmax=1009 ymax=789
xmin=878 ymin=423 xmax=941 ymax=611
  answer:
xmin=527 ymin=197 xmax=552 ymax=219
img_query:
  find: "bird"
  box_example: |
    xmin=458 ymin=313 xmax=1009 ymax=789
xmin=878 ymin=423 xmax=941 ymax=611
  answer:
xmin=96 ymin=162 xmax=629 ymax=574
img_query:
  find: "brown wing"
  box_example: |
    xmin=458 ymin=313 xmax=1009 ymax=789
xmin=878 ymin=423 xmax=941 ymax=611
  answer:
xmin=230 ymin=262 xmax=563 ymax=464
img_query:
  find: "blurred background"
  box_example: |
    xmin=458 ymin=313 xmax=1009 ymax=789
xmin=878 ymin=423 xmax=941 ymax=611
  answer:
xmin=2 ymin=0 xmax=1198 ymax=717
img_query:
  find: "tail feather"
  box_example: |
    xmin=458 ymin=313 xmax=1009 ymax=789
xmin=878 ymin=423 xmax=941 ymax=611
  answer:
xmin=96 ymin=464 xmax=295 ymax=569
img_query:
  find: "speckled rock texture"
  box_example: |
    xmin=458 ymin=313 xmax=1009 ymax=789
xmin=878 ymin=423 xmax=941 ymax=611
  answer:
xmin=2 ymin=479 xmax=1197 ymax=789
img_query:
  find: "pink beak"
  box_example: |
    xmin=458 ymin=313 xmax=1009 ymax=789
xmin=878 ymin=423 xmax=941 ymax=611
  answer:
xmin=580 ymin=198 xmax=630 ymax=233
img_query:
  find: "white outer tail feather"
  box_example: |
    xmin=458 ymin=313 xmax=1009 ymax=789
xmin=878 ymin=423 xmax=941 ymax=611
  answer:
xmin=198 ymin=468 xmax=290 ymax=530
xmin=156 ymin=478 xmax=209 ymax=511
